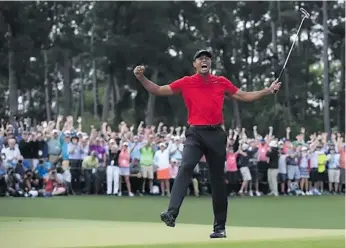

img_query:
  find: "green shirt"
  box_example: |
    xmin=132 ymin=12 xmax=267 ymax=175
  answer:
xmin=82 ymin=156 xmax=99 ymax=169
xmin=140 ymin=147 xmax=154 ymax=166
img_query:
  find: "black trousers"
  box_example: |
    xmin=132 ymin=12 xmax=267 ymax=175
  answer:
xmin=168 ymin=125 xmax=228 ymax=231
xmin=70 ymin=159 xmax=81 ymax=193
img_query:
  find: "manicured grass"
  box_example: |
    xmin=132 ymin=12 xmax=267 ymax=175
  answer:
xmin=87 ymin=237 xmax=345 ymax=248
xmin=0 ymin=195 xmax=344 ymax=229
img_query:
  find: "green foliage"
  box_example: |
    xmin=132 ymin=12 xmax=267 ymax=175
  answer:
xmin=0 ymin=1 xmax=343 ymax=135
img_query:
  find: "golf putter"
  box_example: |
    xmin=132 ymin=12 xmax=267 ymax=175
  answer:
xmin=273 ymin=7 xmax=310 ymax=93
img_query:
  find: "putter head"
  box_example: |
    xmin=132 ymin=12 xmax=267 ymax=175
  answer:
xmin=300 ymin=8 xmax=310 ymax=19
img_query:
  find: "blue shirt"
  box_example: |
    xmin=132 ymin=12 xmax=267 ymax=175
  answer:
xmin=35 ymin=162 xmax=51 ymax=177
xmin=129 ymin=142 xmax=143 ymax=160
xmin=61 ymin=142 xmax=69 ymax=160
xmin=0 ymin=166 xmax=6 ymax=176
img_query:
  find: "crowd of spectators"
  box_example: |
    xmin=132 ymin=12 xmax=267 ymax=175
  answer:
xmin=0 ymin=116 xmax=344 ymax=198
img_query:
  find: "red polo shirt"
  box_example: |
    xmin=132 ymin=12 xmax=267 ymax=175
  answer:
xmin=169 ymin=73 xmax=239 ymax=125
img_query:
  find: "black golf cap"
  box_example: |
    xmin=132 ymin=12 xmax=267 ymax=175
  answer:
xmin=193 ymin=49 xmax=212 ymax=61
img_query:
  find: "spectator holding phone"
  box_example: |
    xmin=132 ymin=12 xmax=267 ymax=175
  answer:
xmin=327 ymin=147 xmax=340 ymax=194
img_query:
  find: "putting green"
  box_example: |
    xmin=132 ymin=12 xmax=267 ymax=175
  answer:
xmin=0 ymin=217 xmax=343 ymax=248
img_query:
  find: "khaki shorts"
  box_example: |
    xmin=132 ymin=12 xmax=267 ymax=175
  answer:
xmin=141 ymin=166 xmax=154 ymax=179
xmin=328 ymin=169 xmax=340 ymax=183
xmin=240 ymin=167 xmax=252 ymax=181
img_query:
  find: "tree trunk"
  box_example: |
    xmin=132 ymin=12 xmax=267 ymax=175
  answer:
xmin=270 ymin=1 xmax=278 ymax=115
xmin=278 ymin=1 xmax=292 ymax=124
xmin=145 ymin=68 xmax=158 ymax=125
xmin=54 ymin=63 xmax=60 ymax=115
xmin=43 ymin=49 xmax=51 ymax=121
xmin=7 ymin=24 xmax=18 ymax=117
xmin=322 ymin=0 xmax=331 ymax=135
xmin=62 ymin=50 xmax=72 ymax=116
xmin=338 ymin=39 xmax=345 ymax=133
xmin=102 ymin=67 xmax=114 ymax=122
xmin=91 ymin=24 xmax=99 ymax=119
xmin=80 ymin=65 xmax=85 ymax=117
xmin=113 ymin=75 xmax=121 ymax=125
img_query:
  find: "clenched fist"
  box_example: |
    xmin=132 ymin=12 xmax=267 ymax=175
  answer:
xmin=133 ymin=65 xmax=145 ymax=79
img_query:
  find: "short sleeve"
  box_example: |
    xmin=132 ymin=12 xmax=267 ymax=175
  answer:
xmin=169 ymin=76 xmax=187 ymax=94
xmin=219 ymin=76 xmax=239 ymax=95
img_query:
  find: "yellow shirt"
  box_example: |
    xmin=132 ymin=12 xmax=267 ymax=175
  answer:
xmin=82 ymin=156 xmax=99 ymax=169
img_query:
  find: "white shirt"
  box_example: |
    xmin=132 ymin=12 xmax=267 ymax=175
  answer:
xmin=154 ymin=143 xmax=172 ymax=170
xmin=1 ymin=147 xmax=21 ymax=164
xmin=278 ymin=154 xmax=287 ymax=174
xmin=310 ymin=151 xmax=323 ymax=169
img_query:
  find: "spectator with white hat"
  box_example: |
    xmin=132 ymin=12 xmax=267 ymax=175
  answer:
xmin=154 ymin=142 xmax=172 ymax=196
xmin=169 ymin=136 xmax=183 ymax=165
xmin=299 ymin=146 xmax=311 ymax=195
xmin=266 ymin=140 xmax=280 ymax=196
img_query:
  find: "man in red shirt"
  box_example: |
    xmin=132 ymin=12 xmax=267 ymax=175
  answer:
xmin=134 ymin=49 xmax=281 ymax=238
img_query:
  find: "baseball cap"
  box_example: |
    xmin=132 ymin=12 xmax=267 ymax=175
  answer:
xmin=193 ymin=49 xmax=212 ymax=61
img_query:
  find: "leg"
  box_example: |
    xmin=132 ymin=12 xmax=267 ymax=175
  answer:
xmin=148 ymin=166 xmax=154 ymax=193
xmin=125 ymin=175 xmax=132 ymax=195
xmin=267 ymin=169 xmax=272 ymax=194
xmin=191 ymin=178 xmax=199 ymax=196
xmin=167 ymin=145 xmax=203 ymax=217
xmin=165 ymin=179 xmax=170 ymax=196
xmin=142 ymin=178 xmax=146 ymax=193
xmin=160 ymin=180 xmax=165 ymax=196
xmin=328 ymin=170 xmax=333 ymax=192
xmin=205 ymin=148 xmax=228 ymax=233
xmin=272 ymin=169 xmax=278 ymax=195
xmin=141 ymin=167 xmax=147 ymax=193
xmin=113 ymin=166 xmax=120 ymax=194
xmin=119 ymin=175 xmax=123 ymax=195
xmin=106 ymin=166 xmax=113 ymax=195
xmin=334 ymin=170 xmax=340 ymax=193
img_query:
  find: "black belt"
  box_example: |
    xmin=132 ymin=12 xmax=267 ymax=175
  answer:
xmin=190 ymin=124 xmax=222 ymax=130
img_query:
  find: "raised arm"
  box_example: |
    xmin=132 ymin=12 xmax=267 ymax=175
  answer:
xmin=226 ymin=78 xmax=281 ymax=102
xmin=134 ymin=66 xmax=174 ymax=96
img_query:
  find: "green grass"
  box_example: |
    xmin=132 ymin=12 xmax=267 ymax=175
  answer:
xmin=88 ymin=237 xmax=345 ymax=248
xmin=0 ymin=195 xmax=344 ymax=229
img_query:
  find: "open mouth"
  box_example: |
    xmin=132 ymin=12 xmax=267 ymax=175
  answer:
xmin=201 ymin=64 xmax=208 ymax=69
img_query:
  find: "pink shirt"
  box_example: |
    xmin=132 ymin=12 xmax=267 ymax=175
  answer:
xmin=226 ymin=153 xmax=238 ymax=172
xmin=118 ymin=149 xmax=130 ymax=167
xmin=258 ymin=144 xmax=269 ymax=161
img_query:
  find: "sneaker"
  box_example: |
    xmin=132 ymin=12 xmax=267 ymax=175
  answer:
xmin=118 ymin=192 xmax=122 ymax=196
xmin=255 ymin=191 xmax=261 ymax=196
xmin=129 ymin=192 xmax=134 ymax=197
xmin=249 ymin=191 xmax=254 ymax=197
xmin=160 ymin=211 xmax=176 ymax=227
xmin=210 ymin=230 xmax=227 ymax=239
xmin=301 ymin=191 xmax=306 ymax=196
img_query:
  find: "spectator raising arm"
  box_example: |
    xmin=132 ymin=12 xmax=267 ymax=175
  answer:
xmin=77 ymin=117 xmax=83 ymax=133
xmin=286 ymin=127 xmax=291 ymax=141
